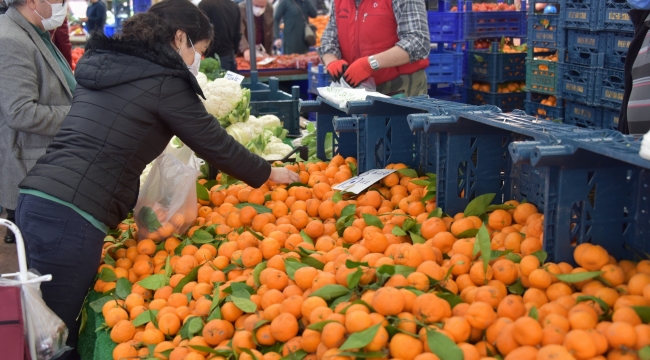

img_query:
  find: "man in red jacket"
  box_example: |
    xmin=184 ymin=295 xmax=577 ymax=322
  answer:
xmin=318 ymin=0 xmax=430 ymax=96
xmin=49 ymin=17 xmax=73 ymax=68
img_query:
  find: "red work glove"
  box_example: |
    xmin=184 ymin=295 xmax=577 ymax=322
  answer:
xmin=326 ymin=59 xmax=348 ymax=82
xmin=343 ymin=56 xmax=374 ymax=88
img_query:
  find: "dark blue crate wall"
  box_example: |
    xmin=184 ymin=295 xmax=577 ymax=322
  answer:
xmin=600 ymin=0 xmax=634 ymax=32
xmin=428 ymin=9 xmax=464 ymax=42
xmin=605 ymin=32 xmax=633 ymax=70
xmin=558 ymin=63 xmax=597 ymax=105
xmin=463 ymin=1 xmax=527 ymax=39
xmin=566 ymin=30 xmax=607 ymax=67
xmin=426 ymin=50 xmax=464 ymax=84
xmin=467 ymin=43 xmax=527 ymax=82
xmin=602 ymin=107 xmax=620 ymax=130
xmin=564 ymin=101 xmax=603 ymax=128
xmin=528 ymin=14 xmax=563 ymax=49
xmin=595 ymin=68 xmax=625 ymax=110
xmin=464 ymin=88 xmax=527 ymax=112
xmin=561 ymin=0 xmax=600 ymax=30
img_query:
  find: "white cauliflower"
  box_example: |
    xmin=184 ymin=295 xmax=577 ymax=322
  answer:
xmin=225 ymin=122 xmax=255 ymax=144
xmin=196 ymin=72 xmax=209 ymax=90
xmin=258 ymin=114 xmax=282 ymax=128
xmin=200 ymin=78 xmax=251 ymax=127
xmin=263 ymin=139 xmax=293 ymax=160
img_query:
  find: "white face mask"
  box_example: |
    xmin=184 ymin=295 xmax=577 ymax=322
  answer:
xmin=253 ymin=5 xmax=265 ymax=16
xmin=34 ymin=0 xmax=68 ymax=31
xmin=178 ymin=37 xmax=202 ymax=76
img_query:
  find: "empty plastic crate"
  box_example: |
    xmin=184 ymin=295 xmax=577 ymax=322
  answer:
xmin=600 ymin=0 xmax=634 ymax=32
xmin=566 ymin=29 xmax=606 ymax=67
xmin=426 ymin=49 xmax=464 ymax=84
xmin=463 ymin=0 xmax=527 ymax=39
xmin=467 ymin=42 xmax=527 ymax=82
xmin=605 ymin=32 xmax=633 ymax=70
xmin=602 ymin=107 xmax=621 ymax=131
xmin=526 ymin=58 xmax=559 ymax=95
xmin=464 ymin=87 xmax=527 ymax=112
xmin=427 ymin=1 xmax=464 ymax=43
xmin=307 ymin=63 xmax=330 ymax=95
xmin=561 ymin=0 xmax=600 ymax=30
xmin=559 ymin=63 xmax=597 ymax=105
xmin=564 ymin=101 xmax=604 ymax=128
xmin=595 ymin=68 xmax=625 ymax=110
xmin=528 ymin=14 xmax=563 ymax=49
xmin=525 ymin=92 xmax=564 ymax=121
xmin=247 ymin=78 xmax=301 ymax=136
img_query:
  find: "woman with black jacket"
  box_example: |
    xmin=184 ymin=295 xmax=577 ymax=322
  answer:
xmin=15 ymin=0 xmax=297 ymax=357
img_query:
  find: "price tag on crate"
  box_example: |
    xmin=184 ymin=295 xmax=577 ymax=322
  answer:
xmin=224 ymin=71 xmax=245 ymax=84
xmin=332 ymin=169 xmax=396 ymax=194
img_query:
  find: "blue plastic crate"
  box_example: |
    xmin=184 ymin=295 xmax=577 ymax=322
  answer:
xmin=566 ymin=29 xmax=606 ymax=67
xmin=463 ymin=1 xmax=527 ymax=39
xmin=467 ymin=42 xmax=527 ymax=82
xmin=426 ymin=49 xmax=464 ymax=84
xmin=246 ymin=78 xmax=301 ymax=136
xmin=528 ymin=14 xmax=563 ymax=49
xmin=602 ymin=107 xmax=621 ymax=131
xmin=428 ymin=9 xmax=464 ymax=42
xmin=307 ymin=63 xmax=330 ymax=95
xmin=525 ymin=92 xmax=564 ymax=121
xmin=605 ymin=32 xmax=633 ymax=70
xmin=564 ymin=101 xmax=604 ymax=128
xmin=600 ymin=0 xmax=634 ymax=32
xmin=464 ymin=87 xmax=527 ymax=112
xmin=558 ymin=63 xmax=597 ymax=105
xmin=561 ymin=0 xmax=600 ymax=30
xmin=594 ymin=68 xmax=625 ymax=110
xmin=408 ymin=109 xmax=650 ymax=263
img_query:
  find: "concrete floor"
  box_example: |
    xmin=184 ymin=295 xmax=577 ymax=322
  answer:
xmin=0 ymin=209 xmax=19 ymax=274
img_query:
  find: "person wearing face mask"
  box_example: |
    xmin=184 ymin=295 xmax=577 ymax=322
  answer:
xmin=239 ymin=0 xmax=274 ymax=61
xmin=0 ymin=0 xmax=75 ymax=245
xmin=273 ymin=0 xmax=317 ymax=55
xmin=618 ymin=0 xmax=650 ymax=134
xmin=80 ymin=0 xmax=105 ymax=34
xmin=16 ymin=1 xmax=298 ymax=357
xmin=198 ymin=0 xmax=241 ymax=72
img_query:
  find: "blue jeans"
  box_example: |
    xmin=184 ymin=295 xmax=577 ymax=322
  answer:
xmin=15 ymin=194 xmax=106 ymax=360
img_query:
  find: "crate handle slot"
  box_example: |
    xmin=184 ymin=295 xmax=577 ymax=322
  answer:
xmin=333 ymin=117 xmax=359 ymax=132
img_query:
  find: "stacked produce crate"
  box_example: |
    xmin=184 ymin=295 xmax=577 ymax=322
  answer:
xmin=461 ymin=0 xmax=529 ymax=112
xmin=524 ymin=0 xmax=564 ymax=121
xmin=556 ymin=0 xmax=632 ymax=130
xmin=425 ymin=0 xmax=465 ymax=101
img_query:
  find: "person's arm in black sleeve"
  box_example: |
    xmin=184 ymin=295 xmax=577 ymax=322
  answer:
xmin=158 ymin=77 xmax=271 ymax=188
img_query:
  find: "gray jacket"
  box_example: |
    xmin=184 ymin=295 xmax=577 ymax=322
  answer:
xmin=0 ymin=8 xmax=72 ymax=210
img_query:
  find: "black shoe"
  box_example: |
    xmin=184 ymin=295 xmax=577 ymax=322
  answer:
xmin=4 ymin=231 xmax=15 ymax=244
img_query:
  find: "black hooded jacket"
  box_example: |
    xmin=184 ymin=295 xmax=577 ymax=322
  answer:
xmin=619 ymin=9 xmax=650 ymax=134
xmin=20 ymin=34 xmax=271 ymax=229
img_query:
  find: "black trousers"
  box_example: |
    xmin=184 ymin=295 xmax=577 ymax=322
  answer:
xmin=15 ymin=194 xmax=105 ymax=360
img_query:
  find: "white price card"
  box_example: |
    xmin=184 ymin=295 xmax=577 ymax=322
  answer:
xmin=332 ymin=169 xmax=396 ymax=194
xmin=224 ymin=71 xmax=245 ymax=84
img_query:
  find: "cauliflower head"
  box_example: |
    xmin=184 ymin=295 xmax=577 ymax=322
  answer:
xmin=200 ymin=78 xmax=251 ymax=127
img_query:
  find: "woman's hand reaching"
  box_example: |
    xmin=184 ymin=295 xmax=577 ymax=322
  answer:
xmin=268 ymin=167 xmax=300 ymax=184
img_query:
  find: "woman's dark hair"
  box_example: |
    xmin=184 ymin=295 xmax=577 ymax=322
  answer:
xmin=119 ymin=0 xmax=213 ymax=48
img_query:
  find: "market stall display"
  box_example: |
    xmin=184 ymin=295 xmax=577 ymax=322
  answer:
xmin=236 ymin=52 xmax=321 ymax=71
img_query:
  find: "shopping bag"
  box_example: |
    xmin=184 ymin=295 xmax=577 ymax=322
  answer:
xmin=0 ymin=285 xmax=27 ymax=360
xmin=0 ymin=219 xmax=70 ymax=360
xmin=134 ymin=144 xmax=202 ymax=242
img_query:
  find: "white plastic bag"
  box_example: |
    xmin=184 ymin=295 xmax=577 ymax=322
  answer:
xmin=0 ymin=220 xmax=71 ymax=360
xmin=134 ymin=144 xmax=201 ymax=242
